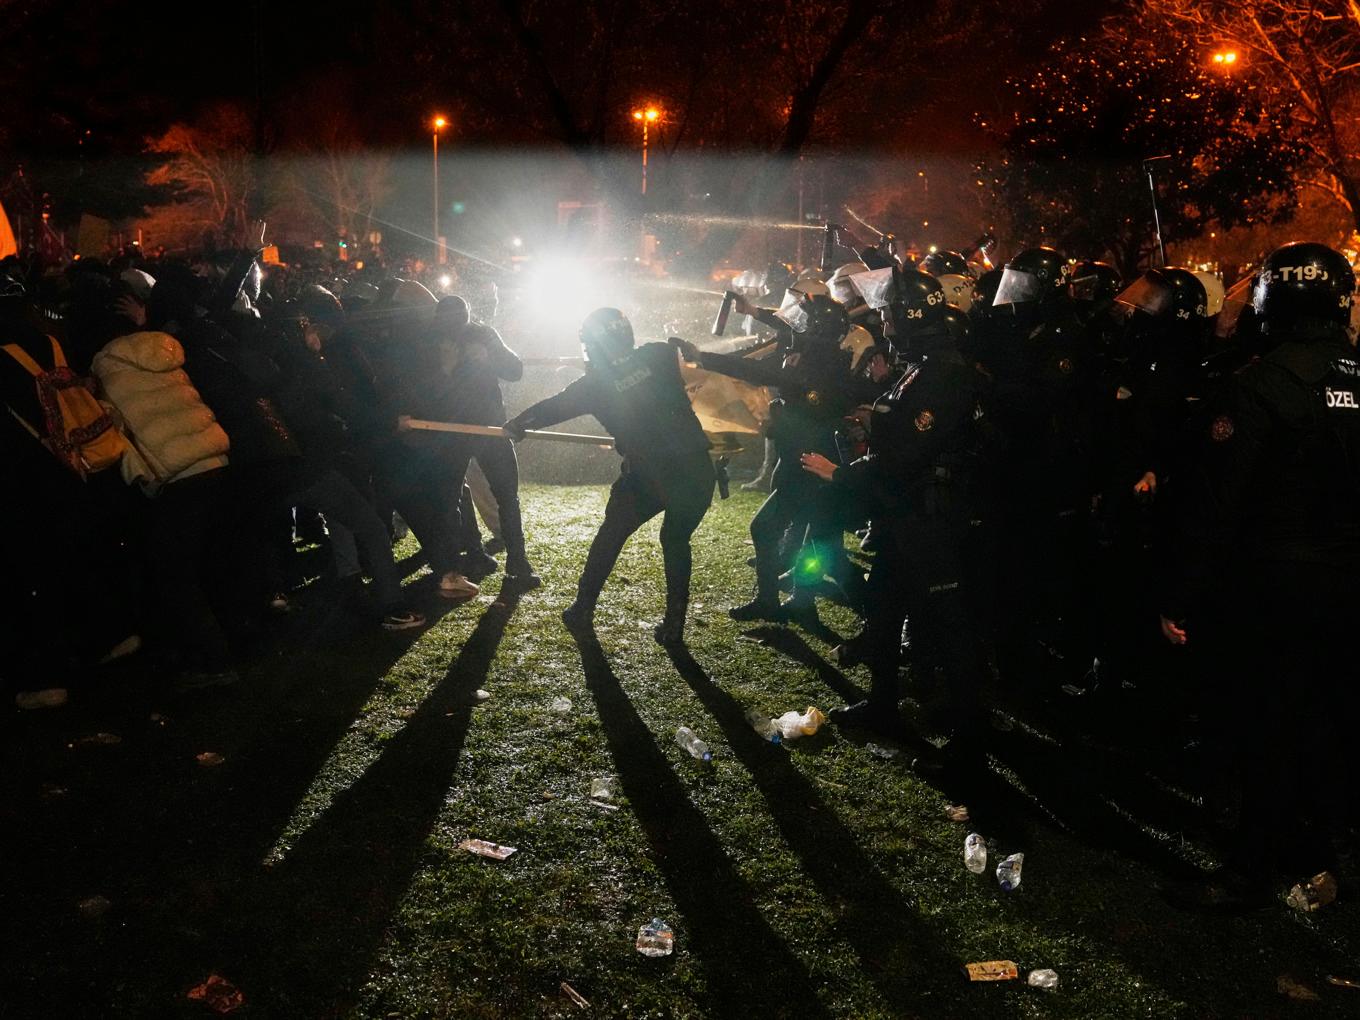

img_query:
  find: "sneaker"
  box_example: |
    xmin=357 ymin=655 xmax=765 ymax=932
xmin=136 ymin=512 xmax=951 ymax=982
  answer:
xmin=483 ymin=537 xmax=506 ymax=556
xmin=728 ymin=598 xmax=785 ymax=622
xmin=267 ymin=592 xmax=292 ymax=614
xmin=561 ymin=602 xmax=595 ymax=631
xmin=741 ymin=477 xmax=770 ymax=492
xmin=381 ymin=609 xmax=427 ymax=631
xmin=653 ymin=618 xmax=685 ymax=645
xmin=438 ymin=572 xmax=480 ymax=600
xmin=502 ymin=571 xmax=542 ymax=593
xmin=458 ymin=550 xmax=499 ymax=581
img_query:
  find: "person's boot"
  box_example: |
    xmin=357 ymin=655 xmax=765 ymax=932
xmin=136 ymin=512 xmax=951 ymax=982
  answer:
xmin=458 ymin=549 xmax=499 ymax=581
xmin=503 ymin=556 xmax=542 ymax=592
xmin=729 ymin=597 xmax=785 ymax=622
xmin=830 ymin=697 xmax=909 ymax=740
xmin=562 ymin=600 xmax=596 ymax=631
xmin=653 ymin=615 xmax=685 ymax=645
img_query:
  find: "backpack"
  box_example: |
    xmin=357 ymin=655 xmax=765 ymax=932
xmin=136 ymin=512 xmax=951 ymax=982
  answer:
xmin=2 ymin=335 xmax=128 ymax=477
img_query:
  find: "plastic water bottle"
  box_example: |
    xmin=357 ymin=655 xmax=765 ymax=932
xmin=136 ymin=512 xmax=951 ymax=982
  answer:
xmin=675 ymin=726 xmax=712 ymax=761
xmin=744 ymin=708 xmax=782 ymax=744
xmin=996 ymin=852 xmax=1024 ymax=891
xmin=1027 ymin=969 xmax=1058 ymax=990
xmin=550 ymin=696 xmax=572 ymax=714
xmin=964 ymin=833 xmax=987 ymax=874
xmin=636 ymin=917 xmax=674 ymax=957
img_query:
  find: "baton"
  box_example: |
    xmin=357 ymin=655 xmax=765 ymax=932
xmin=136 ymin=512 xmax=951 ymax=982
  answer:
xmin=404 ymin=419 xmax=615 ymax=448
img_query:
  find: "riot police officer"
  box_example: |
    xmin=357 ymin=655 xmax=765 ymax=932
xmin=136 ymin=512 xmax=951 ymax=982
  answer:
xmin=505 ymin=308 xmax=714 ymax=644
xmin=1160 ymin=242 xmax=1360 ymax=908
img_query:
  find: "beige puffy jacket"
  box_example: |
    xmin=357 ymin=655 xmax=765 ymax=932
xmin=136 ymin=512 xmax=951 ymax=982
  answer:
xmin=92 ymin=331 xmax=230 ymax=492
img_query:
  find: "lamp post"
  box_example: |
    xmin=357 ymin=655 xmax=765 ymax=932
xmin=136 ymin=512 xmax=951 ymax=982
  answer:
xmin=631 ymin=106 xmax=660 ymax=195
xmin=432 ymin=115 xmax=446 ymax=263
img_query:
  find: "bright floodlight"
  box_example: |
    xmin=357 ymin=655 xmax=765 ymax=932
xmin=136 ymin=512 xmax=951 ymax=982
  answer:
xmin=439 ymin=275 xmax=452 ymax=289
xmin=434 ymin=116 xmax=447 ymax=129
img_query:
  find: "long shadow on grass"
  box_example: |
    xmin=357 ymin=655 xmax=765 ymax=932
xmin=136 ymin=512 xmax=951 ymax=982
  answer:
xmin=571 ymin=632 xmax=832 ymax=1019
xmin=0 ymin=585 xmax=470 ymax=1017
xmin=666 ymin=644 xmax=1001 ymax=1019
xmin=211 ymin=595 xmax=520 ymax=1014
xmin=741 ymin=625 xmax=866 ymax=706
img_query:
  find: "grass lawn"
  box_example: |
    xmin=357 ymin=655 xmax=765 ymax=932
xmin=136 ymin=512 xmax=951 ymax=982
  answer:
xmin=3 ymin=484 xmax=1358 ymax=1018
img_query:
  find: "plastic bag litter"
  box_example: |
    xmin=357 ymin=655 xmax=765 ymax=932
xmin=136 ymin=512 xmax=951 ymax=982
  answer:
xmin=774 ymin=706 xmax=826 ymax=740
xmin=187 ymin=974 xmax=246 ymax=1014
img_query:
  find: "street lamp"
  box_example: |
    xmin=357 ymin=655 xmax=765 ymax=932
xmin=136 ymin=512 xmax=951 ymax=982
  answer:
xmin=631 ymin=106 xmax=660 ymax=195
xmin=1211 ymin=50 xmax=1238 ymax=67
xmin=432 ymin=115 xmax=447 ymax=263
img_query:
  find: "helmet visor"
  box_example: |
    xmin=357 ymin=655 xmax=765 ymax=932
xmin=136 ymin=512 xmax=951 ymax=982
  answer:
xmin=1114 ymin=275 xmax=1173 ymax=318
xmin=849 ymin=266 xmax=896 ymax=311
xmin=777 ymin=289 xmax=812 ymax=332
xmin=993 ymin=267 xmax=1045 ymax=306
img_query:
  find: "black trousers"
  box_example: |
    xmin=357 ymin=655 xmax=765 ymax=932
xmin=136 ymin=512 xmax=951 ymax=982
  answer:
xmin=375 ymin=442 xmax=463 ymax=576
xmin=457 ymin=436 xmax=529 ymax=571
xmin=577 ymin=453 xmax=715 ymax=619
xmin=860 ymin=506 xmax=989 ymax=737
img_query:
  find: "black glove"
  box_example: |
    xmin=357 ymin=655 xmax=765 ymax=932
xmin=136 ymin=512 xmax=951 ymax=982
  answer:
xmin=502 ymin=418 xmax=527 ymax=442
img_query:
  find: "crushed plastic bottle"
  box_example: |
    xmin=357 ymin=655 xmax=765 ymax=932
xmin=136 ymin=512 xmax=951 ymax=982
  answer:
xmin=964 ymin=833 xmax=987 ymax=874
xmin=744 ymin=708 xmax=782 ymax=744
xmin=635 ymin=917 xmax=674 ymax=957
xmin=996 ymin=852 xmax=1024 ymax=891
xmin=1286 ymin=871 xmax=1338 ymax=912
xmin=550 ymin=696 xmax=573 ymax=715
xmin=675 ymin=726 xmax=712 ymax=762
xmin=590 ymin=777 xmax=615 ymax=801
xmin=1028 ymin=969 xmax=1058 ymax=991
xmin=774 ymin=706 xmax=827 ymax=741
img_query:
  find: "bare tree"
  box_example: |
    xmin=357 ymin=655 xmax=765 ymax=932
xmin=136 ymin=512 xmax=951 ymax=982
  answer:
xmin=1140 ymin=0 xmax=1360 ymax=231
xmin=145 ymin=103 xmax=255 ymax=242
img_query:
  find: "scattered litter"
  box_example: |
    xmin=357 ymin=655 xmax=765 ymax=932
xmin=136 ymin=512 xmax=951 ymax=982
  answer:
xmin=744 ymin=708 xmax=782 ymax=744
xmin=473 ymin=689 xmax=491 ymax=702
xmin=946 ymin=804 xmax=970 ymax=823
xmin=813 ymin=776 xmax=848 ymax=790
xmin=675 ymin=726 xmax=712 ymax=761
xmin=990 ymin=713 xmax=1015 ymax=732
xmin=150 ymin=712 xmax=169 ymax=725
xmin=964 ymin=833 xmax=987 ymax=874
xmin=41 ymin=783 xmax=68 ymax=798
xmin=1059 ymin=684 xmax=1087 ymax=697
xmin=1286 ymin=871 xmax=1337 ymax=912
xmin=589 ymin=799 xmax=619 ymax=812
xmin=550 ymin=696 xmax=573 ymax=715
xmin=1276 ymin=975 xmax=1320 ymax=1001
xmin=459 ymin=838 xmax=517 ymax=861
xmin=1027 ymin=969 xmax=1059 ymax=991
xmin=15 ymin=688 xmax=68 ymax=710
xmin=187 ymin=974 xmax=246 ymax=1014
xmin=865 ymin=742 xmax=899 ymax=760
xmin=1327 ymin=975 xmax=1360 ymax=990
xmin=636 ymin=917 xmax=675 ymax=957
xmin=196 ymin=752 xmax=225 ymax=767
xmin=77 ymin=895 xmax=111 ymax=918
xmin=590 ymin=777 xmax=615 ymax=801
xmin=70 ymin=733 xmax=121 ymax=748
xmin=996 ymin=852 xmax=1024 ymax=891
xmin=965 ymin=960 xmax=1019 ymax=982
xmin=774 ymin=706 xmax=826 ymax=740
xmin=560 ymin=981 xmax=590 ymax=1008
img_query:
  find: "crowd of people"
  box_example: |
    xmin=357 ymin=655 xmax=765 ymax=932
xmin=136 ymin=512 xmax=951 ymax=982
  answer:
xmin=3 ymin=218 xmax=1357 ymax=913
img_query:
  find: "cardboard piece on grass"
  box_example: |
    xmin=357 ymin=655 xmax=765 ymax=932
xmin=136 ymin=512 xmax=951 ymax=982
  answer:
xmin=187 ymin=974 xmax=246 ymax=1014
xmin=459 ymin=838 xmax=517 ymax=861
xmin=965 ymin=960 xmax=1019 ymax=982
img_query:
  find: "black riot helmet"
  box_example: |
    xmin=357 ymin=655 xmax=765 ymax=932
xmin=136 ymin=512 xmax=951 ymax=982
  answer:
xmin=778 ymin=290 xmax=850 ymax=341
xmin=1251 ymin=241 xmax=1356 ymax=331
xmin=1068 ymin=261 xmax=1122 ymax=305
xmin=761 ymin=261 xmax=795 ymax=300
xmin=580 ymin=307 xmax=636 ymax=364
xmin=919 ymin=249 xmax=971 ymax=278
xmin=942 ymin=304 xmax=971 ymax=348
xmin=993 ymin=246 xmax=1069 ymax=306
xmin=970 ymin=268 xmax=1003 ymax=318
xmin=850 ymin=265 xmax=946 ymax=347
xmin=296 ymin=283 xmax=346 ymax=329
xmin=1115 ymin=267 xmax=1207 ymax=325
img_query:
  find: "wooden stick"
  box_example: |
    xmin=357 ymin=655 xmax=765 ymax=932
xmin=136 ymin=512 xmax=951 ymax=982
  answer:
xmin=404 ymin=419 xmax=615 ymax=447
